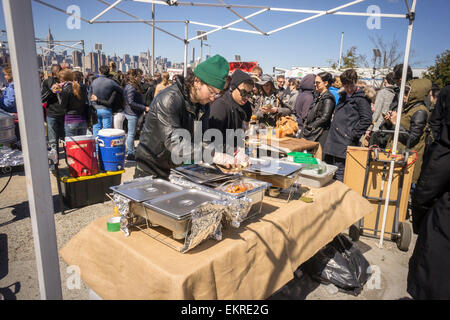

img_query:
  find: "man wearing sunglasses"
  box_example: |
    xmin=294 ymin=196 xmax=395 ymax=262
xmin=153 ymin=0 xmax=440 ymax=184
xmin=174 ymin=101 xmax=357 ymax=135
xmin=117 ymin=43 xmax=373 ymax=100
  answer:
xmin=134 ymin=54 xmax=234 ymax=179
xmin=209 ymin=69 xmax=254 ymax=157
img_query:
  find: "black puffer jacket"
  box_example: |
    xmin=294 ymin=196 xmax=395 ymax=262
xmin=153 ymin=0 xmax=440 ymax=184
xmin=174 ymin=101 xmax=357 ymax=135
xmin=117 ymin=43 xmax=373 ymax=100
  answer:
xmin=324 ymin=87 xmax=372 ymax=158
xmin=301 ymin=89 xmax=336 ymax=143
xmin=135 ymin=77 xmax=211 ymax=179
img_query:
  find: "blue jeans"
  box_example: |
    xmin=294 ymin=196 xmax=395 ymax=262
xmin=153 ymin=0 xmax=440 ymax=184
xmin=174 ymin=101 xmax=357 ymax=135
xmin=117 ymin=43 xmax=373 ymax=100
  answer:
xmin=65 ymin=121 xmax=87 ymax=137
xmin=46 ymin=115 xmax=65 ymax=151
xmin=92 ymin=108 xmax=113 ymax=138
xmin=124 ymin=114 xmax=138 ymax=155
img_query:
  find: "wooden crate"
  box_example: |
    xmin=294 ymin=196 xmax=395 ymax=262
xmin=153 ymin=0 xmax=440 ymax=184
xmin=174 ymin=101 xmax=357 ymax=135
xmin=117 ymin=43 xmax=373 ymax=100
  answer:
xmin=343 ymin=146 xmax=415 ymax=239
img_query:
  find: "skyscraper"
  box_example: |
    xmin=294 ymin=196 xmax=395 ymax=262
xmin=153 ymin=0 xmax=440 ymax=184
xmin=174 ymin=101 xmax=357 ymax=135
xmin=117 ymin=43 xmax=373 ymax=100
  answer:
xmin=46 ymin=28 xmax=55 ymax=58
xmin=88 ymin=51 xmax=99 ymax=73
xmin=72 ymin=50 xmax=83 ymax=69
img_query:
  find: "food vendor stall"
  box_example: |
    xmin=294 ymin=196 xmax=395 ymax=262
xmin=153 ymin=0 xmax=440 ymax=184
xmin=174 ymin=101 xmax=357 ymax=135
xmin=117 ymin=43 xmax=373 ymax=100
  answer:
xmin=59 ymin=126 xmax=373 ymax=299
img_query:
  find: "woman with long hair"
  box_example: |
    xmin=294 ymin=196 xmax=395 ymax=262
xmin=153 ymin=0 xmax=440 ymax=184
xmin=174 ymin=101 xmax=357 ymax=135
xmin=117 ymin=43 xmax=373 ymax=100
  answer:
xmin=57 ymin=68 xmax=88 ymax=137
xmin=154 ymin=71 xmax=171 ymax=97
xmin=300 ymin=72 xmax=336 ymax=153
xmin=123 ymin=69 xmax=149 ymax=161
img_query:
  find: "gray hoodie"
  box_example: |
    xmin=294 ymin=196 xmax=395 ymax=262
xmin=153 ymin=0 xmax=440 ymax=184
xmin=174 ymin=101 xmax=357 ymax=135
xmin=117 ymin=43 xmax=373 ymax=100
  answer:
xmin=372 ymin=86 xmax=396 ymax=131
xmin=294 ymin=74 xmax=315 ymax=126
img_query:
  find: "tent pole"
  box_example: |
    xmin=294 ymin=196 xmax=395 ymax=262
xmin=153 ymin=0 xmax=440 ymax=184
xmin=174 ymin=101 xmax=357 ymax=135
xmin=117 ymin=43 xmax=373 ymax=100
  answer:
xmin=2 ymin=0 xmax=62 ymax=299
xmin=184 ymin=21 xmax=188 ymax=77
xmin=152 ymin=3 xmax=155 ymax=75
xmin=338 ymin=31 xmax=344 ymax=69
xmin=378 ymin=0 xmax=417 ymax=248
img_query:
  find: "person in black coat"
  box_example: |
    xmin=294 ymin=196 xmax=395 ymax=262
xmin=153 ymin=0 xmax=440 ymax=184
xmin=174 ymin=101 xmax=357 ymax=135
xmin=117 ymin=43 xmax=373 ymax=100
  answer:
xmin=323 ymin=69 xmax=372 ymax=182
xmin=408 ymin=85 xmax=450 ymax=299
xmin=300 ymin=72 xmax=336 ymax=154
xmin=41 ymin=64 xmax=64 ymax=155
xmin=209 ymin=69 xmax=253 ymax=154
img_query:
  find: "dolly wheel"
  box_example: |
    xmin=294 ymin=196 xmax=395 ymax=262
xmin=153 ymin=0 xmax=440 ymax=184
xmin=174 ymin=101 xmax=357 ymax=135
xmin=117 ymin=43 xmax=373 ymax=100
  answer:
xmin=349 ymin=224 xmax=361 ymax=242
xmin=397 ymin=222 xmax=412 ymax=252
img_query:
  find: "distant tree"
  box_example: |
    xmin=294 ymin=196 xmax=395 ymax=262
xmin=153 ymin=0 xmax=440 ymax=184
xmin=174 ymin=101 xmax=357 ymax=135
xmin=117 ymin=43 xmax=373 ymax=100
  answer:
xmin=330 ymin=46 xmax=368 ymax=70
xmin=424 ymin=50 xmax=450 ymax=88
xmin=370 ymin=34 xmax=402 ymax=69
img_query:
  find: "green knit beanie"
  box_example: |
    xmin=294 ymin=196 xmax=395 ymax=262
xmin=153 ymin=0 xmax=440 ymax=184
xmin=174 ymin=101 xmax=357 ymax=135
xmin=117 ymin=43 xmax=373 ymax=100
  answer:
xmin=193 ymin=54 xmax=229 ymax=90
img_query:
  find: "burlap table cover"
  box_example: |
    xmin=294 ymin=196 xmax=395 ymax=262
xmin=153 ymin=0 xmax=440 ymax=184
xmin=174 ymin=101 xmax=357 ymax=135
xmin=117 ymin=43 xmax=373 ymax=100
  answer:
xmin=60 ymin=180 xmax=372 ymax=299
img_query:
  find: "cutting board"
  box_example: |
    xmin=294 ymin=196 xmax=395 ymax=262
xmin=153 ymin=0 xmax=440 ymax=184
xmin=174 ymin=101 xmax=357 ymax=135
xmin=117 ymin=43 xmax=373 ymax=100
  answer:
xmin=266 ymin=137 xmax=322 ymax=159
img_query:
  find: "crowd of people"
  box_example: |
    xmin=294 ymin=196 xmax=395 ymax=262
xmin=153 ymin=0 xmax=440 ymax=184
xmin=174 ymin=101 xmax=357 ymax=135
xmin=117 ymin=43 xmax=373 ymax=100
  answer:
xmin=1 ymin=54 xmax=449 ymax=300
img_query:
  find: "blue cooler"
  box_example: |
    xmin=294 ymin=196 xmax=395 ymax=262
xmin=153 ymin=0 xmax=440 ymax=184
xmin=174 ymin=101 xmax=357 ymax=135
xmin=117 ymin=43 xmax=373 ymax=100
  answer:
xmin=97 ymin=129 xmax=126 ymax=171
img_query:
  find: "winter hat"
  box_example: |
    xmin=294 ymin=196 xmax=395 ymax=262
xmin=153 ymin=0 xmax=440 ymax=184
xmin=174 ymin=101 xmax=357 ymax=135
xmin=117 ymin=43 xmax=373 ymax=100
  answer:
xmin=193 ymin=54 xmax=229 ymax=90
xmin=230 ymin=69 xmax=253 ymax=90
xmin=256 ymin=74 xmax=274 ymax=86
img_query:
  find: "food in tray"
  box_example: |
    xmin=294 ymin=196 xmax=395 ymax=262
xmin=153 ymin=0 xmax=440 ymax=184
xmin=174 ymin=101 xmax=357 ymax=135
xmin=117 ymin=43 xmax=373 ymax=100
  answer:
xmin=276 ymin=116 xmax=299 ymax=138
xmin=220 ymin=182 xmax=255 ymax=194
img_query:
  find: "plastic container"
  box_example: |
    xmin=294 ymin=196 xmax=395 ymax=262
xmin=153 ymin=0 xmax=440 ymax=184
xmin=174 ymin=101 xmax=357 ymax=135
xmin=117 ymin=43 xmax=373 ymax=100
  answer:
xmin=61 ymin=170 xmax=124 ymax=208
xmin=297 ymin=164 xmax=338 ymax=188
xmin=97 ymin=129 xmax=125 ymax=171
xmin=65 ymin=135 xmax=99 ymax=177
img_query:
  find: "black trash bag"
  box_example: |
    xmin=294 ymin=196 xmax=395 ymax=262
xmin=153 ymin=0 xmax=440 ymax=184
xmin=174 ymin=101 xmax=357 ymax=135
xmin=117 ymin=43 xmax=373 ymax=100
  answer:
xmin=301 ymin=234 xmax=370 ymax=296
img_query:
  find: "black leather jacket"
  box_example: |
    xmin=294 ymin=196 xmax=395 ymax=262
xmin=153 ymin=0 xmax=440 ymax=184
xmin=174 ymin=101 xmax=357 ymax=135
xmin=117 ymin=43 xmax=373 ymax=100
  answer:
xmin=301 ymin=90 xmax=336 ymax=141
xmin=135 ymin=77 xmax=211 ymax=179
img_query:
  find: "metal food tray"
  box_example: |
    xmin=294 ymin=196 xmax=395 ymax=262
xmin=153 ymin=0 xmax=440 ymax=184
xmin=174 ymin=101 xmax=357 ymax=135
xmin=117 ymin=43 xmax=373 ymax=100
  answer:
xmin=131 ymin=189 xmax=222 ymax=240
xmin=110 ymin=178 xmax=184 ymax=202
xmin=173 ymin=163 xmax=233 ymax=184
xmin=246 ymin=157 xmax=303 ymax=176
xmin=243 ymin=158 xmax=303 ymax=189
xmin=213 ymin=177 xmax=270 ymax=214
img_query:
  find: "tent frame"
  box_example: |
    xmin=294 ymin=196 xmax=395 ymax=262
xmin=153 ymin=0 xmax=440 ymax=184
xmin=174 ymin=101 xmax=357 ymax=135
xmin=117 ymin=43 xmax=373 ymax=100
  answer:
xmin=2 ymin=0 xmax=416 ymax=299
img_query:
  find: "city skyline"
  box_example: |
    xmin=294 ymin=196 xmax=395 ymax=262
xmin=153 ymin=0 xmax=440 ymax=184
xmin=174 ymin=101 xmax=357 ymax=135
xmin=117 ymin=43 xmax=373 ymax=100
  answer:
xmin=0 ymin=1 xmax=449 ymax=75
xmin=37 ymin=27 xmax=186 ymax=74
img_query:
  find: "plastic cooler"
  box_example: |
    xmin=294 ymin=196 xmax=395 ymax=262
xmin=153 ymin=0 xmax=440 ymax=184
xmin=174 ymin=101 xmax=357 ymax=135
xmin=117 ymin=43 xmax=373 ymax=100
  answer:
xmin=97 ymin=129 xmax=126 ymax=171
xmin=65 ymin=135 xmax=98 ymax=177
xmin=60 ymin=170 xmax=124 ymax=208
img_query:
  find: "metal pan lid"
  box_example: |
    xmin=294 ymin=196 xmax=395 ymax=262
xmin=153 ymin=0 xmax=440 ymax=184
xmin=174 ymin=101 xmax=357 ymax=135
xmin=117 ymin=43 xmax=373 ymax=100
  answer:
xmin=143 ymin=189 xmax=222 ymax=220
xmin=110 ymin=178 xmax=184 ymax=202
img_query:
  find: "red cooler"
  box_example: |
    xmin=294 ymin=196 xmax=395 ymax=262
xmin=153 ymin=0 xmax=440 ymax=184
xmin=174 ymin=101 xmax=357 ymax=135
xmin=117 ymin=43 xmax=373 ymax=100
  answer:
xmin=65 ymin=135 xmax=99 ymax=177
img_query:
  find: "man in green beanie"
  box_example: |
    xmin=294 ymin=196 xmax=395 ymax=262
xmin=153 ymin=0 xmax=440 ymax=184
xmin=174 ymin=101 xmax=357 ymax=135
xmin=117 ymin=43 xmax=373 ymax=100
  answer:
xmin=134 ymin=54 xmax=241 ymax=179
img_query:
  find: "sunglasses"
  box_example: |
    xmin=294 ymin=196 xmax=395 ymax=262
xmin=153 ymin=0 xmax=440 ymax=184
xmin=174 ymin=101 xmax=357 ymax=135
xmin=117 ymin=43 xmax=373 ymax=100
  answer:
xmin=237 ymin=88 xmax=253 ymax=98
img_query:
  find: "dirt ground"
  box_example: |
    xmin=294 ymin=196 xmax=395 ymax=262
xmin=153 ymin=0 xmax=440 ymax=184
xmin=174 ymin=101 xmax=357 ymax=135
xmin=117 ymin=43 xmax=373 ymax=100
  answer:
xmin=0 ymin=157 xmax=416 ymax=300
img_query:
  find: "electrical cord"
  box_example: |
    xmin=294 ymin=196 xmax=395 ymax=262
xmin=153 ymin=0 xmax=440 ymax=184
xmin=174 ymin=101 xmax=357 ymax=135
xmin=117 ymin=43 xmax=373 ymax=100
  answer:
xmin=0 ymin=167 xmax=13 ymax=194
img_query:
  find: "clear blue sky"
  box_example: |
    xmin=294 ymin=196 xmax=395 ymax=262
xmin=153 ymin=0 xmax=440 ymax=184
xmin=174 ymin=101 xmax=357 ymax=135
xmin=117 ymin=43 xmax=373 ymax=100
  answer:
xmin=0 ymin=0 xmax=449 ymax=73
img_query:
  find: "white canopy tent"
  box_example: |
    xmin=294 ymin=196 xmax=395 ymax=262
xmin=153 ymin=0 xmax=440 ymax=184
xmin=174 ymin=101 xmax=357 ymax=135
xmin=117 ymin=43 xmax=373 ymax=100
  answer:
xmin=2 ymin=0 xmax=417 ymax=299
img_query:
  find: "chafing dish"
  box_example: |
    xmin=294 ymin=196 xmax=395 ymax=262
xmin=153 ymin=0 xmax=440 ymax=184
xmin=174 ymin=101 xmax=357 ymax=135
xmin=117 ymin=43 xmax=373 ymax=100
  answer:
xmin=243 ymin=157 xmax=303 ymax=189
xmin=131 ymin=189 xmax=223 ymax=240
xmin=110 ymin=178 xmax=184 ymax=202
xmin=213 ymin=177 xmax=270 ymax=215
xmin=172 ymin=163 xmax=233 ymax=184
